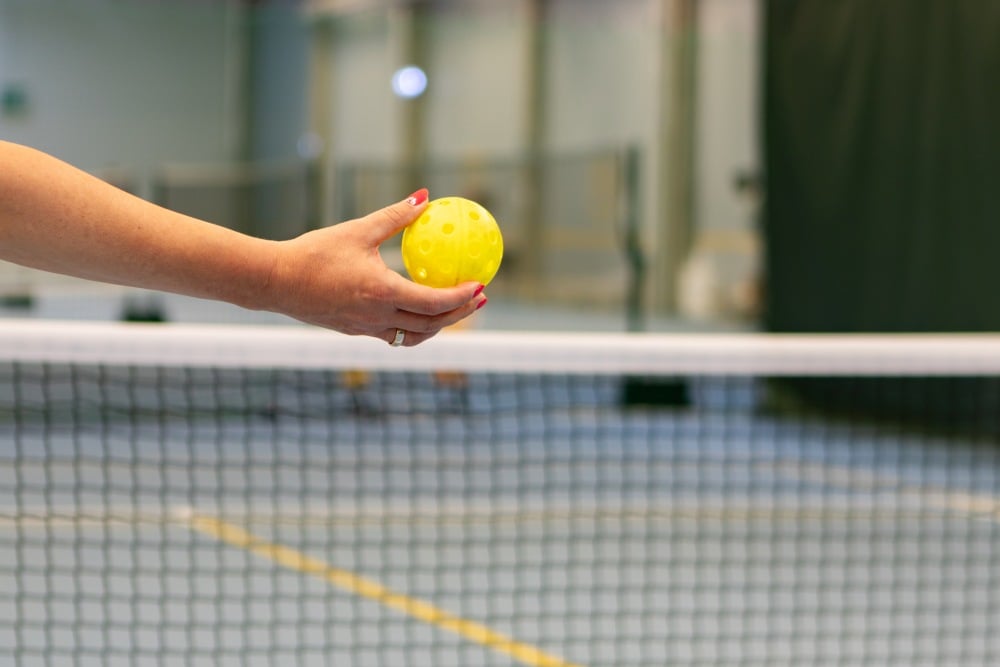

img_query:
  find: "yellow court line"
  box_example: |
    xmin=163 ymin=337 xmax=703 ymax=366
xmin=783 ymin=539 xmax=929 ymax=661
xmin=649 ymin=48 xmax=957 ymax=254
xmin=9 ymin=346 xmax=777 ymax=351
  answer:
xmin=187 ymin=513 xmax=584 ymax=667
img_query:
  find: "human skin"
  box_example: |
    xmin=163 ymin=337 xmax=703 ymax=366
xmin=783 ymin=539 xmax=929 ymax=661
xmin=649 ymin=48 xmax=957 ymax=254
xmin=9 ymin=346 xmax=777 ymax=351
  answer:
xmin=0 ymin=141 xmax=486 ymax=346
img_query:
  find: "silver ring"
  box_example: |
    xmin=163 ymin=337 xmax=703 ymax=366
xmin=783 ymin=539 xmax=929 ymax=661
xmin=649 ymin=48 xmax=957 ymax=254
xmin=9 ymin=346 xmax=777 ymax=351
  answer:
xmin=391 ymin=329 xmax=406 ymax=347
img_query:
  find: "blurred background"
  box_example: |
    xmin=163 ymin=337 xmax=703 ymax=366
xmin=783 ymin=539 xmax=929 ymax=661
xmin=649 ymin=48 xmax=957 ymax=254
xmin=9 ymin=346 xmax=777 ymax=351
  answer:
xmin=0 ymin=0 xmax=996 ymax=334
xmin=3 ymin=6 xmax=1000 ymax=664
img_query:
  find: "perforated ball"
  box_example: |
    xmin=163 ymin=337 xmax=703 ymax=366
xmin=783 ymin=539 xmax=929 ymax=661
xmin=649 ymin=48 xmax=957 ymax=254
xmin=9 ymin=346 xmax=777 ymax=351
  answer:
xmin=401 ymin=197 xmax=503 ymax=288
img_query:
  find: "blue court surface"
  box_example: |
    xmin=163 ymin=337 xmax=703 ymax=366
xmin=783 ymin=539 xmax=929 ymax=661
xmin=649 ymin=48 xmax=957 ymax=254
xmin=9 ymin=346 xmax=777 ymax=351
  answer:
xmin=3 ymin=367 xmax=999 ymax=666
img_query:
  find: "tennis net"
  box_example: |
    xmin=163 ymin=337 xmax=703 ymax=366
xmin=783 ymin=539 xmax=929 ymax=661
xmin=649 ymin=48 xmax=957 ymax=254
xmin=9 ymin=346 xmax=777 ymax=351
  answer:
xmin=3 ymin=321 xmax=1000 ymax=666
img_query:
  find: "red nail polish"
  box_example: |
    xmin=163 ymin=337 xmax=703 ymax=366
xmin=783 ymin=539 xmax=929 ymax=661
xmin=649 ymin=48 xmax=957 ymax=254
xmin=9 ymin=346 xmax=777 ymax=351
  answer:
xmin=473 ymin=284 xmax=485 ymax=297
xmin=476 ymin=297 xmax=488 ymax=311
xmin=406 ymin=188 xmax=429 ymax=206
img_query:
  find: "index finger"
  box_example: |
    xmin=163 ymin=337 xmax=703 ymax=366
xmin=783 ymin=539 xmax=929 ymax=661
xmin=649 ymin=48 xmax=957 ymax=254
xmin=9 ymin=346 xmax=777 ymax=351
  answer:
xmin=388 ymin=272 xmax=485 ymax=316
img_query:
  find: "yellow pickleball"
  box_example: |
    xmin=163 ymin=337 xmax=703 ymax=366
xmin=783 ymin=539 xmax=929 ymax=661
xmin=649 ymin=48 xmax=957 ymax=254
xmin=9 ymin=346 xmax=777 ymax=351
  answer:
xmin=401 ymin=196 xmax=503 ymax=288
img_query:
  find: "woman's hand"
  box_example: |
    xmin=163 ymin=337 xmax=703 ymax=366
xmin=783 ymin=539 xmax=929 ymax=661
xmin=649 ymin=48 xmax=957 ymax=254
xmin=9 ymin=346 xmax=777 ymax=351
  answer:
xmin=254 ymin=189 xmax=487 ymax=346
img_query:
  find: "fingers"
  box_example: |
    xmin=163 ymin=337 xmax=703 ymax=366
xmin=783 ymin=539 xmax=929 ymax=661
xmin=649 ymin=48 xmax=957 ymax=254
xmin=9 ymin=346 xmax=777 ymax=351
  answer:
xmin=387 ymin=269 xmax=486 ymax=316
xmin=378 ymin=285 xmax=487 ymax=347
xmin=324 ymin=188 xmax=490 ymax=347
xmin=378 ymin=327 xmax=438 ymax=348
xmin=396 ymin=291 xmax=486 ymax=332
xmin=360 ymin=188 xmax=429 ymax=245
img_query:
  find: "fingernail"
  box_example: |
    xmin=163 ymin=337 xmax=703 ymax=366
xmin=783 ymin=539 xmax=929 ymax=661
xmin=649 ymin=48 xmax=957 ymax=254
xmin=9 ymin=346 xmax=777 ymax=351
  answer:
xmin=406 ymin=188 xmax=429 ymax=206
xmin=476 ymin=297 xmax=488 ymax=311
xmin=473 ymin=284 xmax=485 ymax=297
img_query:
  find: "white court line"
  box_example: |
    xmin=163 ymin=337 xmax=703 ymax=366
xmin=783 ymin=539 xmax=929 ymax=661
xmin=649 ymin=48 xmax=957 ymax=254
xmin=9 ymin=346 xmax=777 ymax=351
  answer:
xmin=767 ymin=460 xmax=1000 ymax=522
xmin=2 ymin=495 xmax=984 ymax=534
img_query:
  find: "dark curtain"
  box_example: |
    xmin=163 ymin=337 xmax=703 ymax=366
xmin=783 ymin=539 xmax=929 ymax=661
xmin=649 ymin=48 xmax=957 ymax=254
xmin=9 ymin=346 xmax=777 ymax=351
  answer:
xmin=763 ymin=0 xmax=1000 ymax=430
xmin=764 ymin=0 xmax=1000 ymax=333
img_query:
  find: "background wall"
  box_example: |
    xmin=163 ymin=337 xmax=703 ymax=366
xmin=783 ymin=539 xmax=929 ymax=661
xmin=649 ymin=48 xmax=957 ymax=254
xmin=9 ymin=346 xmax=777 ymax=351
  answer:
xmin=0 ymin=0 xmax=761 ymax=323
xmin=0 ymin=0 xmax=247 ymax=191
xmin=248 ymin=3 xmax=310 ymax=162
xmin=543 ymin=0 xmax=660 ymax=153
xmin=328 ymin=10 xmax=404 ymax=162
xmin=696 ymin=0 xmax=759 ymax=234
xmin=312 ymin=0 xmax=761 ymax=320
xmin=423 ymin=2 xmax=529 ymax=161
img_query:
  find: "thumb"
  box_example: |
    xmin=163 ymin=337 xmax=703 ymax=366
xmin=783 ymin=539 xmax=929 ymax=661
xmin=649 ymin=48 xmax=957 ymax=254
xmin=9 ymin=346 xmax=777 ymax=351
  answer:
xmin=361 ymin=188 xmax=429 ymax=245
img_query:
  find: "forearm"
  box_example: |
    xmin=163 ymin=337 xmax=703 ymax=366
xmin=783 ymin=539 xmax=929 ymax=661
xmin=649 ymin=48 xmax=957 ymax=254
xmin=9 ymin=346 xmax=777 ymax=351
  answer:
xmin=0 ymin=141 xmax=277 ymax=310
xmin=0 ymin=141 xmax=487 ymax=344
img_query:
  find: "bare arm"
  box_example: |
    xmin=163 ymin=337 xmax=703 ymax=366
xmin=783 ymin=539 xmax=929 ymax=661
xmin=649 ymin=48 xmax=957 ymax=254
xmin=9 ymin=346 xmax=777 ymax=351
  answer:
xmin=0 ymin=141 xmax=485 ymax=345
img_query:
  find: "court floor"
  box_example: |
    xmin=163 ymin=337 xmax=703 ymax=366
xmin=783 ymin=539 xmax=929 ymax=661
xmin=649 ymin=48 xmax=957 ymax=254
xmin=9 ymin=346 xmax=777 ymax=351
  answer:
xmin=4 ymin=378 xmax=1000 ymax=667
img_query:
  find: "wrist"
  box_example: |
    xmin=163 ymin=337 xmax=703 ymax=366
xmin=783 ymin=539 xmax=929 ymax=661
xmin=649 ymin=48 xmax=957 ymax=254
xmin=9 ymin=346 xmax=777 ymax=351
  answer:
xmin=228 ymin=237 xmax=286 ymax=313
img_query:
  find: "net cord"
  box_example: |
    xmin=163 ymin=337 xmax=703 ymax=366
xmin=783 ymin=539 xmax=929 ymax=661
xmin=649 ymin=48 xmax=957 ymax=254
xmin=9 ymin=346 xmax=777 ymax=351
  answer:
xmin=2 ymin=319 xmax=1000 ymax=375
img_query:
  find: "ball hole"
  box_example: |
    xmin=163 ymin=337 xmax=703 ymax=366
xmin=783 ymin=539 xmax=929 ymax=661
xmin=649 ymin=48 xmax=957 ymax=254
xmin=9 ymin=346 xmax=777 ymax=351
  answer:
xmin=442 ymin=223 xmax=455 ymax=235
xmin=468 ymin=210 xmax=480 ymax=221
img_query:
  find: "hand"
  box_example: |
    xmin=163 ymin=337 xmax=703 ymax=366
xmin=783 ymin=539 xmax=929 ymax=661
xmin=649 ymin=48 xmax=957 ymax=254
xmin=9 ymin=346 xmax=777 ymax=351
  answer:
xmin=262 ymin=190 xmax=487 ymax=346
